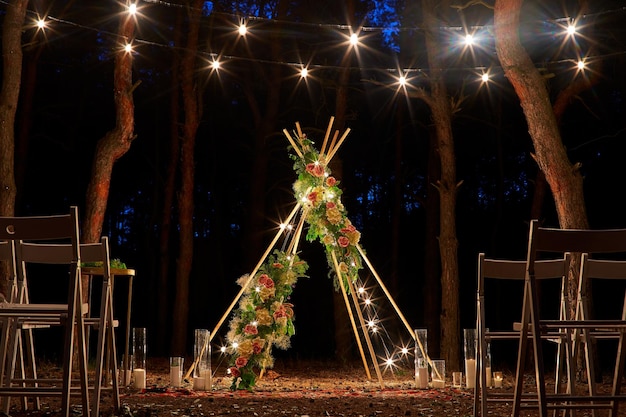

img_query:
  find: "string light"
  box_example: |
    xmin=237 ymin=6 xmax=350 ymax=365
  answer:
xmin=15 ymin=0 xmax=625 ymax=89
xmin=36 ymin=18 xmax=46 ymax=30
xmin=124 ymin=43 xmax=133 ymax=53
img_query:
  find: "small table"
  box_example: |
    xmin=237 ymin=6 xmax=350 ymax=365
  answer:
xmin=81 ymin=267 xmax=135 ymax=383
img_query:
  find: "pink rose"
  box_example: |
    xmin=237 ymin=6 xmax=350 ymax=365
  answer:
xmin=306 ymin=163 xmax=325 ymax=177
xmin=307 ymin=192 xmax=318 ymax=202
xmin=263 ymin=277 xmax=275 ymax=288
xmin=253 ymin=342 xmax=263 ymax=354
xmin=235 ymin=357 xmax=248 ymax=368
xmin=244 ymin=324 xmax=258 ymax=335
xmin=337 ymin=236 xmax=350 ymax=248
xmin=341 ymin=225 xmax=356 ymax=234
xmin=326 ymin=202 xmax=336 ymax=209
xmin=326 ymin=176 xmax=337 ymax=187
xmin=229 ymin=367 xmax=241 ymax=378
xmin=258 ymin=274 xmax=269 ymax=285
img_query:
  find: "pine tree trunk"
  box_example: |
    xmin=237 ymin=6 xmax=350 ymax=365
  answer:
xmin=171 ymin=0 xmax=203 ymax=355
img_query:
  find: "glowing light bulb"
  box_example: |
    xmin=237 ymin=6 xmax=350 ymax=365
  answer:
xmin=124 ymin=43 xmax=133 ymax=53
xmin=398 ymin=75 xmax=406 ymax=86
xmin=36 ymin=19 xmax=46 ymax=29
xmin=358 ymin=287 xmax=365 ymax=294
xmin=464 ymin=34 xmax=474 ymax=46
xmin=401 ymin=347 xmax=409 ymax=355
xmin=577 ymin=60 xmax=585 ymax=70
xmin=211 ymin=60 xmax=220 ymax=70
xmin=251 ymin=321 xmax=258 ymax=327
xmin=364 ymin=298 xmax=372 ymax=306
xmin=481 ymin=73 xmax=489 ymax=82
xmin=566 ymin=24 xmax=576 ymax=36
xmin=350 ymin=33 xmax=359 ymax=46
xmin=128 ymin=3 xmax=137 ymax=15
xmin=385 ymin=358 xmax=394 ymax=366
xmin=238 ymin=24 xmax=247 ymax=36
xmin=232 ymin=342 xmax=239 ymax=349
xmin=300 ymin=67 xmax=308 ymax=78
xmin=255 ymin=286 xmax=261 ymax=293
xmin=220 ymin=346 xmax=227 ymax=353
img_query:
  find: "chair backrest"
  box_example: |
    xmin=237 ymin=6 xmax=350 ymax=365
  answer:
xmin=577 ymin=254 xmax=626 ymax=321
xmin=528 ymin=219 xmax=626 ymax=262
xmin=478 ymin=252 xmax=571 ymax=328
xmin=0 ymin=240 xmax=16 ymax=302
xmin=0 ymin=207 xmax=81 ymax=305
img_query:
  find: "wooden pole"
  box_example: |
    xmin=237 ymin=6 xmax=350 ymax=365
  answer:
xmin=210 ymin=203 xmax=302 ymax=342
xmin=320 ymin=116 xmax=335 ymax=156
xmin=326 ymin=128 xmax=351 ymax=162
xmin=282 ymin=129 xmax=303 ymax=158
xmin=331 ymin=251 xmax=373 ymax=381
xmin=345 ymin=272 xmax=385 ymax=388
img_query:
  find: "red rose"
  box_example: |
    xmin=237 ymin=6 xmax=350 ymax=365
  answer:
xmin=341 ymin=225 xmax=356 ymax=234
xmin=235 ymin=357 xmax=248 ymax=368
xmin=229 ymin=367 xmax=241 ymax=378
xmin=338 ymin=236 xmax=350 ymax=248
xmin=306 ymin=163 xmax=325 ymax=177
xmin=263 ymin=277 xmax=275 ymax=288
xmin=307 ymin=192 xmax=318 ymax=202
xmin=258 ymin=274 xmax=269 ymax=285
xmin=326 ymin=202 xmax=336 ymax=209
xmin=244 ymin=324 xmax=258 ymax=335
xmin=326 ymin=176 xmax=337 ymax=186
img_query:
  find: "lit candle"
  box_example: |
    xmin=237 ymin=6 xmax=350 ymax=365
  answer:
xmin=465 ymin=358 xmax=476 ymax=389
xmin=415 ymin=367 xmax=428 ymax=389
xmin=170 ymin=365 xmax=182 ymax=387
xmin=133 ymin=368 xmax=146 ymax=389
xmin=493 ymin=371 xmax=503 ymax=388
xmin=193 ymin=376 xmax=205 ymax=390
xmin=432 ymin=378 xmax=445 ymax=388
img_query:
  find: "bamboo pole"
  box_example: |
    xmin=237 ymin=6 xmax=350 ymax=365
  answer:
xmin=295 ymin=121 xmax=303 ymax=138
xmin=326 ymin=128 xmax=351 ymax=162
xmin=283 ymin=129 xmax=303 ymax=158
xmin=320 ymin=116 xmax=335 ymax=156
xmin=210 ymin=203 xmax=302 ymax=342
xmin=327 ymin=130 xmax=339 ymax=159
xmin=330 ymin=251 xmax=373 ymax=382
xmin=345 ymin=272 xmax=385 ymax=388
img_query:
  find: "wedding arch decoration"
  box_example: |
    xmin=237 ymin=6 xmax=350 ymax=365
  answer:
xmin=208 ymin=118 xmax=428 ymax=391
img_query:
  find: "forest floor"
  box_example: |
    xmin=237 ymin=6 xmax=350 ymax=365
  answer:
xmin=2 ymin=358 xmax=624 ymax=417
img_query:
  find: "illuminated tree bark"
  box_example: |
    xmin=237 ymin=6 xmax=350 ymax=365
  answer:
xmin=82 ymin=8 xmax=137 ymax=243
xmin=0 ymin=0 xmax=27 ymax=297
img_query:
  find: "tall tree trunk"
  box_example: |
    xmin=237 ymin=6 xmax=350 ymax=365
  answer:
xmin=82 ymin=8 xmax=136 ymax=243
xmin=422 ymin=0 xmax=461 ymax=371
xmin=157 ymin=6 xmax=183 ymax=353
xmin=0 ymin=0 xmax=27 ymax=297
xmin=171 ymin=0 xmax=203 ymax=355
xmin=494 ymin=0 xmax=589 ymax=325
xmin=331 ymin=0 xmax=357 ymax=363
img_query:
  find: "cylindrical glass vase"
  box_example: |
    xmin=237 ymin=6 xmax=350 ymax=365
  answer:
xmin=414 ymin=328 xmax=428 ymax=389
xmin=132 ymin=327 xmax=147 ymax=389
xmin=192 ymin=329 xmax=211 ymax=391
xmin=464 ymin=328 xmax=477 ymax=389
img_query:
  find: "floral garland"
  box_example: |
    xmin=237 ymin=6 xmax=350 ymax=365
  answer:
xmin=226 ymin=250 xmax=308 ymax=390
xmin=225 ymin=129 xmax=363 ymax=390
xmin=290 ymin=134 xmax=364 ymax=292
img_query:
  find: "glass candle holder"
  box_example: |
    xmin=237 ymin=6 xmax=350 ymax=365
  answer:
xmin=431 ymin=359 xmax=445 ymax=388
xmin=132 ymin=327 xmax=147 ymax=389
xmin=485 ymin=340 xmax=492 ymax=388
xmin=414 ymin=328 xmax=429 ymax=389
xmin=464 ymin=328 xmax=477 ymax=389
xmin=170 ymin=356 xmax=184 ymax=387
xmin=192 ymin=329 xmax=211 ymax=391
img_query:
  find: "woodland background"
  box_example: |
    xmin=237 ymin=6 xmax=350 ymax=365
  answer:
xmin=1 ymin=0 xmax=625 ymax=373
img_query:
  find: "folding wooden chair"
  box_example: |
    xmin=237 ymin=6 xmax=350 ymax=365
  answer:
xmin=512 ymin=219 xmax=626 ymax=417
xmin=570 ymin=255 xmax=626 ymax=417
xmin=473 ymin=252 xmax=574 ymax=417
xmin=0 ymin=207 xmax=91 ymax=417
